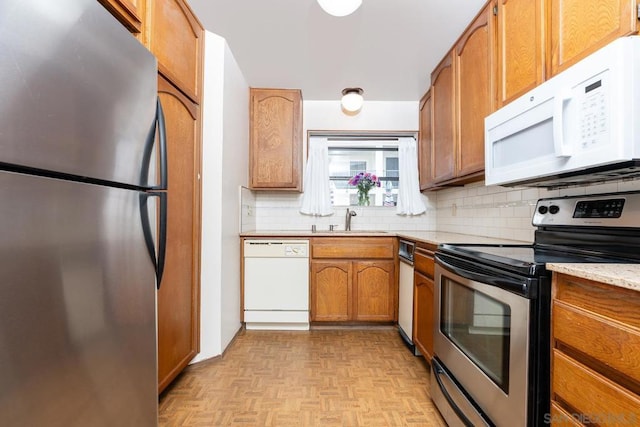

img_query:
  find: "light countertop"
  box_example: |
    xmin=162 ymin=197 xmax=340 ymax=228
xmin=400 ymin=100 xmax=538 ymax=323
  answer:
xmin=241 ymin=231 xmax=638 ymax=292
xmin=546 ymin=263 xmax=640 ymax=292
xmin=240 ymin=230 xmax=529 ymax=247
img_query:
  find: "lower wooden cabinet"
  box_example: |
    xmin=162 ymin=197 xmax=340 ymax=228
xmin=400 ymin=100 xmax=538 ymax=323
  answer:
xmin=310 ymin=237 xmax=397 ymax=323
xmin=551 ymin=272 xmax=640 ymax=424
xmin=311 ymin=260 xmax=351 ymax=321
xmin=413 ymin=246 xmax=435 ymax=361
xmin=353 ymin=260 xmax=396 ymax=321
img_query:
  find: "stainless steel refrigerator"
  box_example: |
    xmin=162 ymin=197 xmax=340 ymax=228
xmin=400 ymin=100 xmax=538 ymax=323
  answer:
xmin=0 ymin=0 xmax=166 ymax=425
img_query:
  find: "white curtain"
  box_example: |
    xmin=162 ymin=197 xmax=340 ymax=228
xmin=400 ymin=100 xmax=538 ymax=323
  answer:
xmin=396 ymin=137 xmax=426 ymax=215
xmin=300 ymin=138 xmax=334 ymax=216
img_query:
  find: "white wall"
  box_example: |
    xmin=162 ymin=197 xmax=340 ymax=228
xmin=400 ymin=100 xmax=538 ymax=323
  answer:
xmin=195 ymin=31 xmax=248 ymax=362
xmin=253 ymin=100 xmax=438 ymax=232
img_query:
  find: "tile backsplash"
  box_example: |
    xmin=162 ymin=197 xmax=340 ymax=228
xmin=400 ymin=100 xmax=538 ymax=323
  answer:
xmin=242 ymin=179 xmax=640 ymax=241
xmin=249 ymin=192 xmax=437 ymax=232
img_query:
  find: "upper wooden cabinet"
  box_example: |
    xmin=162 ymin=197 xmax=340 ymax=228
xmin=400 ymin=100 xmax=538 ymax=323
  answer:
xmin=496 ymin=0 xmax=546 ymax=107
xmin=430 ymin=52 xmax=456 ymax=184
xmin=98 ymin=0 xmax=145 ymax=34
xmin=146 ymin=0 xmax=204 ymax=103
xmin=549 ymin=0 xmax=639 ymax=76
xmin=249 ymin=88 xmax=303 ymax=191
xmin=424 ymin=2 xmax=494 ymax=189
xmin=418 ymin=91 xmax=434 ymax=191
xmin=455 ymin=4 xmax=495 ymax=178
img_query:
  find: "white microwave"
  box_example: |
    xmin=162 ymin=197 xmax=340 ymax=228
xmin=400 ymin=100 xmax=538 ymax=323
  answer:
xmin=485 ymin=36 xmax=640 ymax=188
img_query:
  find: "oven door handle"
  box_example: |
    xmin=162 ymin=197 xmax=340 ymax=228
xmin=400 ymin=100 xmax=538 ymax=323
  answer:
xmin=435 ymin=253 xmax=536 ymax=298
xmin=432 ymin=358 xmax=493 ymax=427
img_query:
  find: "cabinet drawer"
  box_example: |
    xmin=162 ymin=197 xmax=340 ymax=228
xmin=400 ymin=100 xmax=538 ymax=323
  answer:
xmin=312 ymin=238 xmax=395 ymax=259
xmin=552 ymin=350 xmax=640 ymax=422
xmin=554 ymin=273 xmax=640 ymax=326
xmin=549 ymin=402 xmax=582 ymax=426
xmin=553 ymin=301 xmax=640 ymax=385
xmin=414 ymin=249 xmax=434 ymax=279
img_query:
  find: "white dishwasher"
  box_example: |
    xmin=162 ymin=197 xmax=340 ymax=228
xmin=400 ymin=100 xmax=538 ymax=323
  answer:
xmin=243 ymin=239 xmax=309 ymax=330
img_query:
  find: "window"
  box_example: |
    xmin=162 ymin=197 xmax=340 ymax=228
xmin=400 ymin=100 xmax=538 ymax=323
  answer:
xmin=327 ymin=141 xmax=399 ymax=207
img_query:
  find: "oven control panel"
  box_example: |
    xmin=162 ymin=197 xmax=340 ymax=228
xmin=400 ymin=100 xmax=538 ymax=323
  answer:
xmin=532 ymin=192 xmax=640 ymax=227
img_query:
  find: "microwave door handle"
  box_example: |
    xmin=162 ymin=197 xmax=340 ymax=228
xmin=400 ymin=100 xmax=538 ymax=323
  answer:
xmin=553 ymin=90 xmax=573 ymax=158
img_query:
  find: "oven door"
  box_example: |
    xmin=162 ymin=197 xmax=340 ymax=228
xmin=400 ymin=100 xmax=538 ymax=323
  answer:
xmin=433 ymin=254 xmax=532 ymax=427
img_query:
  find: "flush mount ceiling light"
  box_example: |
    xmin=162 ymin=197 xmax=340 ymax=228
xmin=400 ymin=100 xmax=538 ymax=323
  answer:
xmin=341 ymin=88 xmax=364 ymax=112
xmin=317 ymin=0 xmax=362 ymax=17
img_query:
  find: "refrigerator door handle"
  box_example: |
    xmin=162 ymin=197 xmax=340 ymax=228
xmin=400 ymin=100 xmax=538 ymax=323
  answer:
xmin=156 ymin=98 xmax=168 ymax=191
xmin=140 ymin=98 xmax=168 ymax=191
xmin=139 ymin=191 xmax=168 ymax=288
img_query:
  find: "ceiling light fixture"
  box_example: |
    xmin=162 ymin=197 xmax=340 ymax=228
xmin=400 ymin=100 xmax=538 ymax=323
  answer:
xmin=341 ymin=88 xmax=364 ymax=113
xmin=317 ymin=0 xmax=362 ymax=17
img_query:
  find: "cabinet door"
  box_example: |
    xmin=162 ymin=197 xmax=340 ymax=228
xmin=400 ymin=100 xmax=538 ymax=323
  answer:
xmin=157 ymin=76 xmax=201 ymax=393
xmin=496 ymin=0 xmax=545 ymax=106
xmin=431 ymin=52 xmax=456 ymax=184
xmin=311 ymin=261 xmax=352 ymax=322
xmin=413 ymin=270 xmax=434 ymax=361
xmin=353 ymin=261 xmax=396 ymax=322
xmin=418 ymin=91 xmax=434 ymax=190
xmin=98 ymin=0 xmax=145 ymax=35
xmin=455 ymin=3 xmax=494 ymax=178
xmin=147 ymin=0 xmax=203 ymax=103
xmin=250 ymin=88 xmax=303 ymax=191
xmin=549 ymin=0 xmax=638 ymax=76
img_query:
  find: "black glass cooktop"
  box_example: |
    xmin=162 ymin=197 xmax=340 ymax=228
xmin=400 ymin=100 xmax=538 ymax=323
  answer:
xmin=438 ymin=243 xmax=639 ymax=277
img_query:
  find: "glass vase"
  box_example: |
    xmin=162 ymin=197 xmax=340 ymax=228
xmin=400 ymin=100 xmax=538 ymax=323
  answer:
xmin=357 ymin=190 xmax=370 ymax=206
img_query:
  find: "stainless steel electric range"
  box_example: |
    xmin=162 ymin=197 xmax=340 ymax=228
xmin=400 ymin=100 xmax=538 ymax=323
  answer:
xmin=431 ymin=191 xmax=640 ymax=427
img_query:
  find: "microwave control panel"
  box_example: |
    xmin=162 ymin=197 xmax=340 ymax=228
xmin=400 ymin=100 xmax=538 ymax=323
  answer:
xmin=577 ymin=72 xmax=608 ymax=150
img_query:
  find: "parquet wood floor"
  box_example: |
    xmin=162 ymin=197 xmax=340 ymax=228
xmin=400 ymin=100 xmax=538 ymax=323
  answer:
xmin=158 ymin=328 xmax=446 ymax=426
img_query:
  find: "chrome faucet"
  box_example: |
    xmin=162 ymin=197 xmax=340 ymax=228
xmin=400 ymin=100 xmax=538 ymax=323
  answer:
xmin=345 ymin=208 xmax=357 ymax=231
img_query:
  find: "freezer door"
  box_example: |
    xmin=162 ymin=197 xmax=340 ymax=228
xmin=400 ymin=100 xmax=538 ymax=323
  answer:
xmin=0 ymin=172 xmax=157 ymax=427
xmin=0 ymin=0 xmax=157 ymax=187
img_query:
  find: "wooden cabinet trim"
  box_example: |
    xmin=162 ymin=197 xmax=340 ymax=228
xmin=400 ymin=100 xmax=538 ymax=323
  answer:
xmin=98 ymin=0 xmax=144 ymax=33
xmin=456 ymin=5 xmax=491 ymax=56
xmin=158 ymin=76 xmax=199 ymax=120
